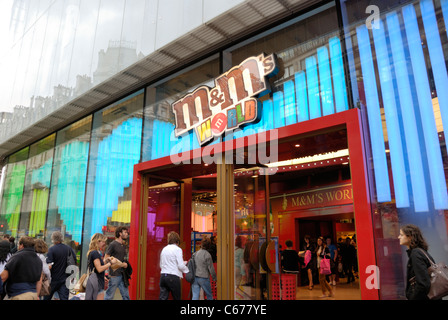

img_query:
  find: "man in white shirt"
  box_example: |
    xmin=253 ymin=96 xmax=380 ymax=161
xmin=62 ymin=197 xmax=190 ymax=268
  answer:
xmin=159 ymin=231 xmax=189 ymax=300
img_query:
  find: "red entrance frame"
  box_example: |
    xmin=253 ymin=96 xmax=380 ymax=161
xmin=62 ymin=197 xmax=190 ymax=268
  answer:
xmin=129 ymin=108 xmax=379 ymax=300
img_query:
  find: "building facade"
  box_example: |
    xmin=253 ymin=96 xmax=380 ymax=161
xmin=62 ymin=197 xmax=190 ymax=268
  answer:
xmin=0 ymin=0 xmax=447 ymax=300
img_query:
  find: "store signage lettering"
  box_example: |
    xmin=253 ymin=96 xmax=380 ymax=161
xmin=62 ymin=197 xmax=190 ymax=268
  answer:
xmin=172 ymin=53 xmax=278 ymax=145
xmin=281 ymin=185 xmax=353 ymax=211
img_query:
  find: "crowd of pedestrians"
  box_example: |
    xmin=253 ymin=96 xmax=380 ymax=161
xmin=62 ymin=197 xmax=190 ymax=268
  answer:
xmin=1 ymin=224 xmax=435 ymax=301
xmin=280 ymin=234 xmax=359 ymax=298
xmin=0 ymin=226 xmax=131 ymax=301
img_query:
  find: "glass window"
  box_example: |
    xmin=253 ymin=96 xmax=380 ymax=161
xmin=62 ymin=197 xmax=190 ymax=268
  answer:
xmin=18 ymin=134 xmax=55 ymax=238
xmin=141 ymin=56 xmax=220 ymax=162
xmin=46 ymin=116 xmax=92 ymax=254
xmin=223 ymin=3 xmax=348 ymax=139
xmin=0 ymin=148 xmax=29 ymax=237
xmin=144 ymin=178 xmax=181 ymax=300
xmin=82 ymin=90 xmax=144 ymax=270
xmin=341 ymin=0 xmax=448 ymax=299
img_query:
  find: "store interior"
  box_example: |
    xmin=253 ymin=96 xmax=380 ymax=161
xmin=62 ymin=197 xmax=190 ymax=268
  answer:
xmin=143 ymin=128 xmax=362 ymax=300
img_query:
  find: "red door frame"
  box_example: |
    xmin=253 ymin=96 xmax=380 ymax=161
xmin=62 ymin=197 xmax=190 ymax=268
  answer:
xmin=129 ymin=108 xmax=379 ymax=300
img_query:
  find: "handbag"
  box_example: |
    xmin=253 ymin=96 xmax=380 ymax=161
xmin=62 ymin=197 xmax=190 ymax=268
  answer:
xmin=320 ymin=255 xmax=331 ymax=275
xmin=74 ymin=255 xmax=93 ymax=292
xmin=418 ymin=248 xmax=448 ymax=300
xmin=39 ymin=273 xmax=51 ymax=296
xmin=74 ymin=268 xmax=92 ymax=292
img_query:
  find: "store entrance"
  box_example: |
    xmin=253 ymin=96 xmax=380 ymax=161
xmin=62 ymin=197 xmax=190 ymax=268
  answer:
xmin=137 ymin=164 xmax=272 ymax=300
xmin=130 ymin=109 xmax=379 ymax=300
xmin=295 ymin=214 xmax=361 ymax=300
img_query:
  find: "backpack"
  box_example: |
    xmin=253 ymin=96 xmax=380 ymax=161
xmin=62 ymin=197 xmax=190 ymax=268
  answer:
xmin=185 ymin=253 xmax=196 ymax=283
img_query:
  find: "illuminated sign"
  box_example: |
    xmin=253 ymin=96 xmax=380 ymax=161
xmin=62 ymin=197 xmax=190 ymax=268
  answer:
xmin=172 ymin=53 xmax=279 ymax=145
xmin=272 ymin=184 xmax=353 ymax=211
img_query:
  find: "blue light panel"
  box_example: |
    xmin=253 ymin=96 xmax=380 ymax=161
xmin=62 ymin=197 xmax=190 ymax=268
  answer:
xmin=317 ymin=46 xmax=334 ymax=116
xmin=402 ymin=4 xmax=448 ymax=210
xmin=356 ymin=24 xmax=391 ymax=203
xmin=372 ymin=19 xmax=409 ymax=208
xmin=295 ymin=71 xmax=309 ymax=122
xmin=386 ymin=11 xmax=429 ymax=212
xmin=329 ymin=37 xmax=349 ymax=113
xmin=305 ymin=56 xmax=321 ymax=119
xmin=284 ymin=80 xmax=297 ymax=125
xmin=273 ymin=91 xmax=286 ymax=128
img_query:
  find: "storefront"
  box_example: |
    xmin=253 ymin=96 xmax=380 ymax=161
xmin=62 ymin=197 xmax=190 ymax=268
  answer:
xmin=129 ymin=107 xmax=377 ymax=300
xmin=1 ymin=0 xmax=447 ymax=301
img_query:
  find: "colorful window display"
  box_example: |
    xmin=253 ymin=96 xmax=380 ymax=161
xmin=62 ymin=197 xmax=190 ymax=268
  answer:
xmin=0 ymin=148 xmax=29 ymax=237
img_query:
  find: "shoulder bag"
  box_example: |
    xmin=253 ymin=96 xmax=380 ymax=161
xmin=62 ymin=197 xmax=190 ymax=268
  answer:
xmin=418 ymin=248 xmax=448 ymax=300
xmin=74 ymin=255 xmax=93 ymax=293
xmin=39 ymin=272 xmax=51 ymax=296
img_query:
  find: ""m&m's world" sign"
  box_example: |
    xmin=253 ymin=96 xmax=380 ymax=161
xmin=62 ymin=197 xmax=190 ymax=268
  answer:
xmin=172 ymin=53 xmax=278 ymax=145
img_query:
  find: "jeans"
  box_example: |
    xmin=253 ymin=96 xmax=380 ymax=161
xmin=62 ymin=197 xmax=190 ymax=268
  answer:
xmin=105 ymin=275 xmax=130 ymax=300
xmin=43 ymin=278 xmax=69 ymax=300
xmin=192 ymin=277 xmax=214 ymax=300
xmin=159 ymin=274 xmax=181 ymax=300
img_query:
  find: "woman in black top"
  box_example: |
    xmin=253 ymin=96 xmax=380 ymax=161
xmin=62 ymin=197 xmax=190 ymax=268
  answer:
xmin=85 ymin=233 xmax=112 ymax=300
xmin=398 ymin=224 xmax=434 ymax=300
xmin=303 ymin=235 xmax=316 ymax=290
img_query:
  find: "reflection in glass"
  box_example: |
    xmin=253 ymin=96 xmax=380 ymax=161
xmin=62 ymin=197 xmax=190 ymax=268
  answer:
xmin=0 ymin=148 xmax=29 ymax=237
xmin=342 ymin=0 xmax=448 ymax=299
xmin=82 ymin=90 xmax=144 ymax=270
xmin=46 ymin=116 xmax=92 ymax=248
xmin=142 ymin=57 xmax=220 ymax=161
xmin=234 ymin=169 xmax=267 ymax=300
xmin=18 ymin=134 xmax=55 ymax=238
xmin=145 ymin=179 xmax=181 ymax=300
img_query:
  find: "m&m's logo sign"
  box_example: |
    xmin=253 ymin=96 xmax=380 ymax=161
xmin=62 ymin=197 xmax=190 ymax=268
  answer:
xmin=172 ymin=53 xmax=278 ymax=145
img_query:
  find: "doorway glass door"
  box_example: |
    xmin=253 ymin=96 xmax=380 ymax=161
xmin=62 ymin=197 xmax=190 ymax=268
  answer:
xmin=144 ymin=178 xmax=181 ymax=300
xmin=233 ymin=168 xmax=270 ymax=300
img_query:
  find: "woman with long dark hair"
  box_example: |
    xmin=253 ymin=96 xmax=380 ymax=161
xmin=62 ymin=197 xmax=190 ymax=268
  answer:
xmin=398 ymin=224 xmax=434 ymax=300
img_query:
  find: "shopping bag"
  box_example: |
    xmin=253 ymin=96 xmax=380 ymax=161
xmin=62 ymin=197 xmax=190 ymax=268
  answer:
xmin=320 ymin=257 xmax=331 ymax=275
xmin=304 ymin=250 xmax=311 ymax=267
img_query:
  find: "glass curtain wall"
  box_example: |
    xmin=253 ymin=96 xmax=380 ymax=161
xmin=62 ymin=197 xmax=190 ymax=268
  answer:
xmin=82 ymin=90 xmax=144 ymax=270
xmin=223 ymin=2 xmax=347 ymax=140
xmin=18 ymin=134 xmax=56 ymax=238
xmin=0 ymin=148 xmax=29 ymax=237
xmin=46 ymin=116 xmax=92 ymax=254
xmin=341 ymin=0 xmax=448 ymax=299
